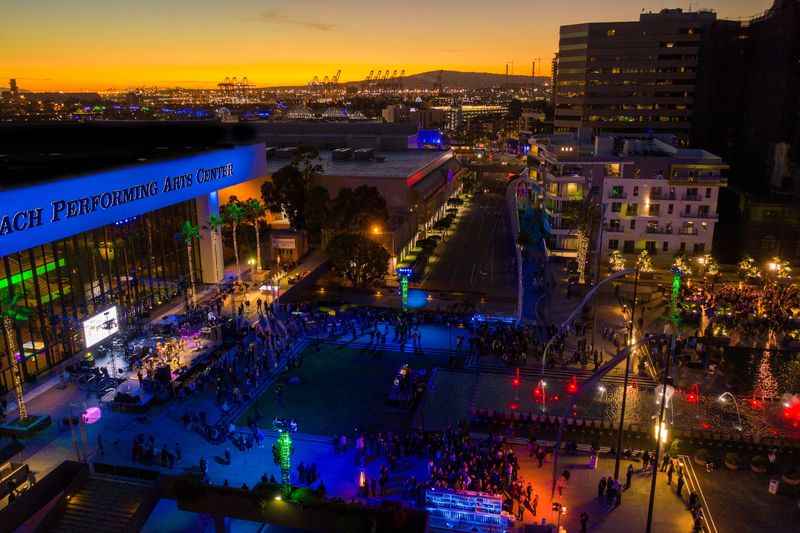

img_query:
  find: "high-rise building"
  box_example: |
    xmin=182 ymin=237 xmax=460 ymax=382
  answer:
xmin=554 ymin=8 xmax=719 ymax=143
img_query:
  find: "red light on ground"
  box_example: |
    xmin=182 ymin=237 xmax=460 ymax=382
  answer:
xmin=509 ymin=401 xmax=520 ymax=410
xmin=783 ymin=403 xmax=800 ymax=426
xmin=552 ymin=394 xmax=560 ymax=401
xmin=512 ymin=378 xmax=520 ymax=387
xmin=686 ymin=384 xmax=700 ymax=404
xmin=750 ymin=399 xmax=764 ymax=410
xmin=701 ymin=422 xmax=711 ymax=430
xmin=566 ymin=376 xmax=578 ymax=394
xmin=534 ymin=387 xmax=542 ymax=397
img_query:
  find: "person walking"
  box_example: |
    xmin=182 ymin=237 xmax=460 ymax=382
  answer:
xmin=661 ymin=452 xmax=671 ymax=472
xmin=598 ymin=476 xmax=607 ymax=501
xmin=676 ymin=471 xmax=685 ymax=499
xmin=625 ymin=464 xmax=634 ymax=490
xmin=580 ymin=512 xmax=589 ymax=533
xmin=667 ymin=460 xmax=675 ymax=485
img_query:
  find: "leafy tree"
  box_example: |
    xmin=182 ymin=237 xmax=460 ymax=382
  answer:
xmin=1 ymin=291 xmax=32 ymax=420
xmin=329 ymin=185 xmax=388 ymax=232
xmin=262 ymin=148 xmax=323 ymax=230
xmin=179 ymin=221 xmax=201 ymax=304
xmin=223 ymin=201 xmax=246 ymax=280
xmin=206 ymin=213 xmax=225 ymax=281
xmin=326 ymin=233 xmax=390 ymax=288
xmin=304 ymin=186 xmax=330 ymax=239
xmin=243 ymin=198 xmax=267 ymax=272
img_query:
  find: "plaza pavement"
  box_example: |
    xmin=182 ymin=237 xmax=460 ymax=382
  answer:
xmin=517 ymin=453 xmax=695 ymax=532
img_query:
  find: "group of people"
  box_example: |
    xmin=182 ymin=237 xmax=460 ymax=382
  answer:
xmin=471 ymin=322 xmax=542 ymax=368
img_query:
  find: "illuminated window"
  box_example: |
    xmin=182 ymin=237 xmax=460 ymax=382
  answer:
xmin=607 ymin=29 xmax=616 ymax=37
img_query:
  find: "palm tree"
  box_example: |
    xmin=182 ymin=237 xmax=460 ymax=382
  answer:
xmin=1 ymin=291 xmax=32 ymax=420
xmin=179 ymin=221 xmax=201 ymax=305
xmin=207 ymin=213 xmax=225 ymax=283
xmin=244 ymin=198 xmax=267 ymax=272
xmin=223 ymin=202 xmax=246 ymax=280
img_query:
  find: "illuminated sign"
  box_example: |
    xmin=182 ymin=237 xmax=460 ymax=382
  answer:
xmin=0 ymin=144 xmax=266 ymax=256
xmin=271 ymin=237 xmax=296 ymax=250
xmin=83 ymin=306 xmax=120 ymax=348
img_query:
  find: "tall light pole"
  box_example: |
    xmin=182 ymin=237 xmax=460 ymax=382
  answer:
xmin=539 ymin=267 xmax=636 ymax=498
xmin=613 ymin=266 xmax=640 ymax=481
xmin=646 ymin=334 xmax=674 ymax=533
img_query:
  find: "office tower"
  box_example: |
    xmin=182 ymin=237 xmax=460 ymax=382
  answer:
xmin=554 ymin=8 xmax=718 ymax=143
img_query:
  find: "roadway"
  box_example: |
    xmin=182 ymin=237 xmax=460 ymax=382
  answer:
xmin=422 ymin=178 xmax=517 ymax=310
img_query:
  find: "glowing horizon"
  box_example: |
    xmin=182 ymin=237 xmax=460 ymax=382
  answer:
xmin=0 ymin=0 xmax=772 ymax=92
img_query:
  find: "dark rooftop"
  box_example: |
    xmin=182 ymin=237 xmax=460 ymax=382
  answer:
xmin=0 ymin=121 xmax=260 ymax=188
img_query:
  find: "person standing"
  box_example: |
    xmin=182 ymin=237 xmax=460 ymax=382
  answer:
xmin=625 ymin=464 xmax=634 ymax=490
xmin=598 ymin=476 xmax=607 ymax=501
xmin=676 ymin=471 xmax=685 ymax=499
xmin=667 ymin=460 xmax=675 ymax=485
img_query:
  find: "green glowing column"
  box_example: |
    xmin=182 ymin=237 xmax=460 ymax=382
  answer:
xmin=276 ymin=431 xmax=293 ymax=496
xmin=397 ymin=267 xmax=412 ymax=310
xmin=670 ymin=270 xmax=681 ymax=324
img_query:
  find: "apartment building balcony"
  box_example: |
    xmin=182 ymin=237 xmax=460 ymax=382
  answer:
xmin=678 ymin=228 xmax=699 ymax=236
xmin=603 ymin=225 xmax=625 ymax=233
xmin=680 ymin=212 xmax=717 ymax=219
xmin=645 ymin=226 xmax=673 ymax=235
xmin=607 ymin=191 xmax=627 ymax=199
xmin=549 ymin=173 xmax=587 ymax=182
xmin=650 ymin=191 xmax=676 ymax=200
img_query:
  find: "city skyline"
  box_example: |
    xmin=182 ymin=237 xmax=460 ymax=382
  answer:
xmin=1 ymin=0 xmax=772 ymax=92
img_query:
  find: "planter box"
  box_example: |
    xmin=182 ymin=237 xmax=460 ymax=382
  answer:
xmin=782 ymin=474 xmax=800 ymax=486
xmin=0 ymin=414 xmax=51 ymax=437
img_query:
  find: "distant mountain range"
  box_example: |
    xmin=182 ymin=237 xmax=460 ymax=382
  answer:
xmin=346 ymin=70 xmax=548 ymax=89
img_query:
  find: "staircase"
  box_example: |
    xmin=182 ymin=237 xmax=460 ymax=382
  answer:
xmin=45 ymin=475 xmax=156 ymax=533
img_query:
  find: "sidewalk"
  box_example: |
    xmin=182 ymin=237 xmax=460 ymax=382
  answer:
xmin=517 ymin=452 xmax=694 ymax=532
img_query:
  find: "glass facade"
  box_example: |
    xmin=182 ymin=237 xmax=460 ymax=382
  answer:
xmin=0 ymin=199 xmax=201 ymax=393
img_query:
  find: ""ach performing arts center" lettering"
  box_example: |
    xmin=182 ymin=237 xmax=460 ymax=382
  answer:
xmin=0 ymin=163 xmax=233 ymax=236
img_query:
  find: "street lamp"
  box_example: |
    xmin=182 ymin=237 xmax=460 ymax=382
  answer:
xmin=653 ymin=420 xmax=669 ymax=444
xmin=718 ymin=392 xmax=744 ymax=432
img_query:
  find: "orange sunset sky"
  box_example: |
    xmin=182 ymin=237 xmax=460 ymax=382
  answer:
xmin=0 ymin=0 xmax=773 ymax=92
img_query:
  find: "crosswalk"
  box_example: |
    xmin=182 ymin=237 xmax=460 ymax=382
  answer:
xmin=316 ymin=337 xmax=657 ymax=388
xmin=466 ymin=358 xmax=658 ymax=388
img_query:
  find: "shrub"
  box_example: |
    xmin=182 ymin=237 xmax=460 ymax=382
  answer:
xmin=694 ymin=449 xmax=711 ymax=466
xmin=751 ymin=455 xmax=768 ymax=473
xmin=782 ymin=467 xmax=800 ymax=486
xmin=724 ymin=452 xmax=741 ymax=470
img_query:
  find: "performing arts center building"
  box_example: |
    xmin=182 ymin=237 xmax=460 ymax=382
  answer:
xmin=0 ymin=125 xmax=268 ymax=394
